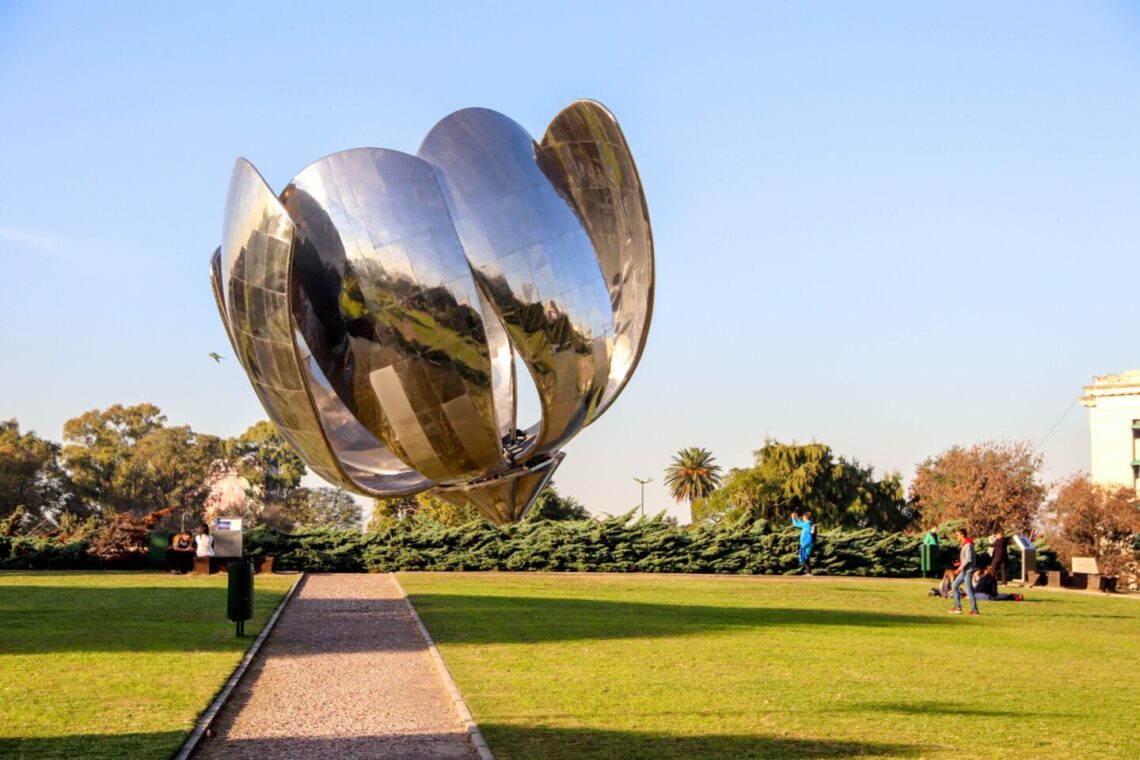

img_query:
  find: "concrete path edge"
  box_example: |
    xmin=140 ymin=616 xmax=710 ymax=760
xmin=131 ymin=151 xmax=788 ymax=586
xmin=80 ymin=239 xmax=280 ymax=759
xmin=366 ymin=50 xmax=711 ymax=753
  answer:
xmin=173 ymin=571 xmax=306 ymax=760
xmin=390 ymin=572 xmax=495 ymax=760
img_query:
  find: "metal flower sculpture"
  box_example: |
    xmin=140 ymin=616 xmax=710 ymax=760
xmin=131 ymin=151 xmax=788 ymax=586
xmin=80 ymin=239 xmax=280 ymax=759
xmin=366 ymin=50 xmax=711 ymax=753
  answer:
xmin=210 ymin=101 xmax=653 ymax=524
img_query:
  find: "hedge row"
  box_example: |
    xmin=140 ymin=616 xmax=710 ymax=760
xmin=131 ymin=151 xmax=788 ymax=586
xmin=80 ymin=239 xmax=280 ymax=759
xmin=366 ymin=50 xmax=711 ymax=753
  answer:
xmin=1 ymin=514 xmax=1055 ymax=575
xmin=0 ymin=536 xmax=98 ymax=570
xmin=244 ymin=515 xmax=1036 ymax=576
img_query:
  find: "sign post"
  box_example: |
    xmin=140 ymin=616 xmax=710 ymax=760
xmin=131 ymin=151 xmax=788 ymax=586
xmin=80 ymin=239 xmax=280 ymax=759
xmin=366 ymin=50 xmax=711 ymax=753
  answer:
xmin=1012 ymin=534 xmax=1036 ymax=584
xmin=214 ymin=517 xmax=243 ymax=560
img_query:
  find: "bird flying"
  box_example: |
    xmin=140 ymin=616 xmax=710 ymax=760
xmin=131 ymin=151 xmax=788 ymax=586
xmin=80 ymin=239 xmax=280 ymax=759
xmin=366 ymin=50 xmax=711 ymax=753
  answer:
xmin=209 ymin=352 xmax=225 ymax=362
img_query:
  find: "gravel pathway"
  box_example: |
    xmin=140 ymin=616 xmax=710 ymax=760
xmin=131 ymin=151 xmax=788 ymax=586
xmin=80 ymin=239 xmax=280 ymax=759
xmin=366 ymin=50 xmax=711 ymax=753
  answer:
xmin=193 ymin=573 xmax=479 ymax=760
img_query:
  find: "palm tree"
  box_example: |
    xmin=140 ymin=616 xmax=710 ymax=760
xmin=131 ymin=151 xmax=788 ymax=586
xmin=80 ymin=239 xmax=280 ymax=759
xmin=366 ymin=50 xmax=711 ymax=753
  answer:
xmin=664 ymin=447 xmax=723 ymax=522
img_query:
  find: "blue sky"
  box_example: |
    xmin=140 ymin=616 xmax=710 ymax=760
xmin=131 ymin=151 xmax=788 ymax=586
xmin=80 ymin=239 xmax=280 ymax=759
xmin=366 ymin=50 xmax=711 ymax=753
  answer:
xmin=2 ymin=1 xmax=1138 ymax=521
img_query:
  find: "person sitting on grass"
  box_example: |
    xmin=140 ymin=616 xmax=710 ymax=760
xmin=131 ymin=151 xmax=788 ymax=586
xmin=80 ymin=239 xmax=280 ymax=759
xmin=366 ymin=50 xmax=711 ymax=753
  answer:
xmin=790 ymin=511 xmax=815 ymax=576
xmin=949 ymin=527 xmax=980 ymax=616
xmin=972 ymin=566 xmax=1023 ymax=602
xmin=928 ymin=567 xmax=958 ymax=598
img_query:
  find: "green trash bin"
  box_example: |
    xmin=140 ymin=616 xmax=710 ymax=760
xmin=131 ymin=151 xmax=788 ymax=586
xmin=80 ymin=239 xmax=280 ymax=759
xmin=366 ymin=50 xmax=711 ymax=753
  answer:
xmin=227 ymin=560 xmax=254 ymax=636
xmin=920 ymin=544 xmax=940 ymax=578
xmin=148 ymin=532 xmax=172 ymax=569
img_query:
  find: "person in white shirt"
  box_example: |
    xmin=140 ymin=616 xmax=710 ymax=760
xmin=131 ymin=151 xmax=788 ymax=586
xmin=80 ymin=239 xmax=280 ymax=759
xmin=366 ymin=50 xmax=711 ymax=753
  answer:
xmin=194 ymin=524 xmax=215 ymax=558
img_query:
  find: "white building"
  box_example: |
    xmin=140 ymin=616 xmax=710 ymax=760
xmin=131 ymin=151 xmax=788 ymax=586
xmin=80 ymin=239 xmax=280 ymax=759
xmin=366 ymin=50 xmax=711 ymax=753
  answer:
xmin=1080 ymin=370 xmax=1140 ymax=494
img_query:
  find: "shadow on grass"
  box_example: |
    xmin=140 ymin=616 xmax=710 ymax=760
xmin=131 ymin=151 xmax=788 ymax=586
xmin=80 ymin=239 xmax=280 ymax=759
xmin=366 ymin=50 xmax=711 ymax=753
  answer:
xmin=0 ymin=583 xmax=286 ymax=654
xmin=0 ymin=728 xmax=923 ymax=760
xmin=848 ymin=700 xmax=1059 ymax=718
xmin=479 ymin=724 xmax=924 ymax=759
xmin=0 ymin=576 xmax=433 ymax=656
xmin=0 ymin=730 xmax=187 ymax=760
xmin=409 ymin=593 xmax=951 ymax=645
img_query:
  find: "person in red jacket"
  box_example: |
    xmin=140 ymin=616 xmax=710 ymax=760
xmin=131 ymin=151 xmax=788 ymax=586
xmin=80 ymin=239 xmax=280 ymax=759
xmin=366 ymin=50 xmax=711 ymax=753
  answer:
xmin=949 ymin=527 xmax=979 ymax=616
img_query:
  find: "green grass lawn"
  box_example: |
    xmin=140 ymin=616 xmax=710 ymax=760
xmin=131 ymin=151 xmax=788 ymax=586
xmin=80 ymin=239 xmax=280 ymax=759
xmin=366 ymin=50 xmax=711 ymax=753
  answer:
xmin=400 ymin=573 xmax=1140 ymax=760
xmin=0 ymin=570 xmax=295 ymax=760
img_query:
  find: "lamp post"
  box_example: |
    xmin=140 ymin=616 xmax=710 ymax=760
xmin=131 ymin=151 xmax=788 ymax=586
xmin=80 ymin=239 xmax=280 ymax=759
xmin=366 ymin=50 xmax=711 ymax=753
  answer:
xmin=633 ymin=477 xmax=653 ymax=517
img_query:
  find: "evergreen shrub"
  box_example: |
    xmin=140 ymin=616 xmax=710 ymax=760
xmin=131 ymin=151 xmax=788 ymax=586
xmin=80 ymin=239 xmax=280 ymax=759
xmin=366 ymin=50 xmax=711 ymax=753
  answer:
xmin=252 ymin=515 xmax=944 ymax=576
xmin=0 ymin=514 xmax=1060 ymax=575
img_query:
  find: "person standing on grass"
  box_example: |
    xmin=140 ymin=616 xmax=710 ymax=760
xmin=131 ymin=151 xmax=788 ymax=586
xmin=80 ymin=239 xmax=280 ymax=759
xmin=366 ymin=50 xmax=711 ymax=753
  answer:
xmin=790 ymin=511 xmax=815 ymax=575
xmin=989 ymin=530 xmax=1009 ymax=584
xmin=949 ymin=527 xmax=979 ymax=616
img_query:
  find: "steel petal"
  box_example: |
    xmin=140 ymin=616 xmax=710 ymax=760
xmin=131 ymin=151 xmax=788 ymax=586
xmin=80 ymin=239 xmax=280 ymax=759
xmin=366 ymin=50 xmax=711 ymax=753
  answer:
xmin=221 ymin=158 xmax=430 ymax=496
xmin=219 ymin=159 xmax=356 ymax=491
xmin=282 ymin=148 xmax=503 ymax=483
xmin=418 ymin=109 xmax=615 ymax=459
xmin=540 ymin=99 xmax=654 ymax=418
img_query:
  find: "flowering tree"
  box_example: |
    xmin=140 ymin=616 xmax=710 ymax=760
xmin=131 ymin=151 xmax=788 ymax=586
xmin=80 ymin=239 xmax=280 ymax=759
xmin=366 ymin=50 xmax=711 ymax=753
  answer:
xmin=909 ymin=440 xmax=1043 ymax=534
xmin=1044 ymin=474 xmax=1140 ymax=583
xmin=202 ymin=458 xmax=263 ymax=527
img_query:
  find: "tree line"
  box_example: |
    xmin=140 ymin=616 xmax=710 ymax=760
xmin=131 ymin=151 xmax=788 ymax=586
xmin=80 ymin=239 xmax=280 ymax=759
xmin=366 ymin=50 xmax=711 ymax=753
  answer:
xmin=665 ymin=439 xmax=1140 ymax=579
xmin=1 ymin=403 xmax=588 ymax=538
xmin=3 ymin=404 xmax=1138 ymax=581
xmin=1 ymin=405 xmax=360 ymax=535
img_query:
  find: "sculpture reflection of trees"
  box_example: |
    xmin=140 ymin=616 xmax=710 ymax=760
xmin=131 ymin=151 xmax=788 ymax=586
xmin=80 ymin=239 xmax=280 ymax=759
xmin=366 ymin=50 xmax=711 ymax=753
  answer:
xmin=665 ymin=447 xmax=723 ymax=523
xmin=692 ymin=440 xmax=913 ymax=531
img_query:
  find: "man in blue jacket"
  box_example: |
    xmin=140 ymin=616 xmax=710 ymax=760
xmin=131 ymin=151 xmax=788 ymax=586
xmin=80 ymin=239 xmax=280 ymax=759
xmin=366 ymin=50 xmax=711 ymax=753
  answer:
xmin=790 ymin=511 xmax=815 ymax=575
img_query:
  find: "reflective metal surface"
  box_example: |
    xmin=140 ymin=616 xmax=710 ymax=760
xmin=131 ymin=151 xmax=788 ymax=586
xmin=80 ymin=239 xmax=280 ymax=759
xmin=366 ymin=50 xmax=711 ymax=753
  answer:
xmin=217 ymin=161 xmax=428 ymax=497
xmin=215 ymin=161 xmax=352 ymax=492
xmin=419 ymin=108 xmax=614 ymax=458
xmin=282 ymin=148 xmax=501 ymax=485
xmin=540 ymin=100 xmax=654 ymax=418
xmin=435 ymin=453 xmax=564 ymax=524
xmin=210 ymin=101 xmax=653 ymax=523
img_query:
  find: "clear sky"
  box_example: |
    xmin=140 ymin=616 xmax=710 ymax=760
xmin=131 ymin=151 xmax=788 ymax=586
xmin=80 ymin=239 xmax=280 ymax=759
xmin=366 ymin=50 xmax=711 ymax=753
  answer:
xmin=2 ymin=1 xmax=1138 ymax=522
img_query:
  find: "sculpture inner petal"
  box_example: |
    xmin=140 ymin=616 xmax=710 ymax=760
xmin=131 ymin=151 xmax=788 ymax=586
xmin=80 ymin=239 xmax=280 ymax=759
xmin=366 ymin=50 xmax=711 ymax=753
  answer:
xmin=418 ymin=108 xmax=615 ymax=458
xmin=477 ymin=284 xmax=517 ymax=445
xmin=281 ymin=148 xmax=503 ymax=484
xmin=294 ymin=330 xmax=433 ymax=495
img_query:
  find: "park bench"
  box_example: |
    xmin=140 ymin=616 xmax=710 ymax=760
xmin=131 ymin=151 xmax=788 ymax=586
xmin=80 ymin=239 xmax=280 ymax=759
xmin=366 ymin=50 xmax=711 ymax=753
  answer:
xmin=1069 ymin=557 xmax=1117 ymax=593
xmin=192 ymin=555 xmax=274 ymax=574
xmin=192 ymin=556 xmax=231 ymax=574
